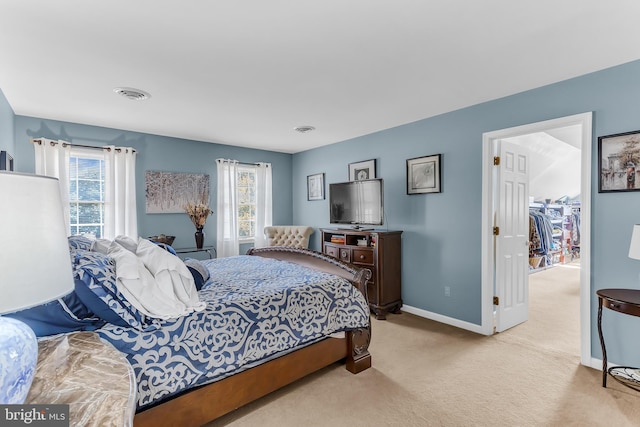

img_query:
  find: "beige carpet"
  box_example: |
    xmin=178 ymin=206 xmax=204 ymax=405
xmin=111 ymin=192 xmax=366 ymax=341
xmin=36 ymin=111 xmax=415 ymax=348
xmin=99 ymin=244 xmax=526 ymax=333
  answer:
xmin=207 ymin=262 xmax=640 ymax=426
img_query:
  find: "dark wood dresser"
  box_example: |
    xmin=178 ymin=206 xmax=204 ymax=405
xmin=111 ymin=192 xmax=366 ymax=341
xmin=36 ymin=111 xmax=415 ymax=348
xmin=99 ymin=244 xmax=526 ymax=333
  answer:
xmin=321 ymin=228 xmax=402 ymax=319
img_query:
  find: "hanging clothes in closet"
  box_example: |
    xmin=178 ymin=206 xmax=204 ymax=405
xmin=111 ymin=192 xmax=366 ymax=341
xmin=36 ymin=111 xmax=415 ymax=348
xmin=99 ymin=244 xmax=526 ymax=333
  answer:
xmin=571 ymin=207 xmax=581 ymax=257
xmin=529 ymin=210 xmax=555 ymax=265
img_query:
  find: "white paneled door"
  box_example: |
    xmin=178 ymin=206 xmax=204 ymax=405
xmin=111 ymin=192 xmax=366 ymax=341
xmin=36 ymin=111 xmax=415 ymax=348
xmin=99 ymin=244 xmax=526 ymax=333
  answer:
xmin=495 ymin=140 xmax=530 ymax=332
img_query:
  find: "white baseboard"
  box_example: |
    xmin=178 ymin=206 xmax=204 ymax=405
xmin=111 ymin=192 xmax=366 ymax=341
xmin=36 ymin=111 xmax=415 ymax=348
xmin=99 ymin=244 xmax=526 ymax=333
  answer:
xmin=401 ymin=304 xmax=489 ymax=335
xmin=589 ymin=358 xmax=604 ymax=371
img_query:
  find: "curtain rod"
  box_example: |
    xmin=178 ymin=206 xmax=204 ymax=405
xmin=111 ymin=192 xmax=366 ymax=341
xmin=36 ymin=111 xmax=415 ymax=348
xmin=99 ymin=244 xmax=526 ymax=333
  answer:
xmin=30 ymin=138 xmax=136 ymax=153
xmin=217 ymin=158 xmax=267 ymax=167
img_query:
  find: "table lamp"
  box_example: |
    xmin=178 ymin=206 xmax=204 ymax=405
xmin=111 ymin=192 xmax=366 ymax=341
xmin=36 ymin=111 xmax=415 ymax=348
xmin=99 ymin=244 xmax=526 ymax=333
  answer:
xmin=0 ymin=172 xmax=74 ymax=404
xmin=629 ymin=224 xmax=640 ymax=261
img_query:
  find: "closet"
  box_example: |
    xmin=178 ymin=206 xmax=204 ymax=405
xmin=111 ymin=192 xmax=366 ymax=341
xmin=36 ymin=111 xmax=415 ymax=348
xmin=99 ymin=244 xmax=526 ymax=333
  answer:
xmin=529 ymin=201 xmax=580 ymax=272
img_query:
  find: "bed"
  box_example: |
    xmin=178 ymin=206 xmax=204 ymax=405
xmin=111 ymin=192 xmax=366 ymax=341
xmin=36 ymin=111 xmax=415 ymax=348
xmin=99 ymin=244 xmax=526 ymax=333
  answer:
xmin=64 ymin=238 xmax=373 ymax=427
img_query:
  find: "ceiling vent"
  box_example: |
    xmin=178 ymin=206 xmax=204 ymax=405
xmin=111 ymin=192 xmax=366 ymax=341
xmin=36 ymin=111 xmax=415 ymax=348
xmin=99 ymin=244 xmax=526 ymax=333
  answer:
xmin=294 ymin=126 xmax=315 ymax=133
xmin=113 ymin=87 xmax=150 ymax=101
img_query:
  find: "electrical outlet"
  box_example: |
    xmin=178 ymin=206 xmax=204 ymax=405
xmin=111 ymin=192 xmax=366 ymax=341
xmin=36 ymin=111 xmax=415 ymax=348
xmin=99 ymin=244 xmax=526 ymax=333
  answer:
xmin=444 ymin=286 xmax=451 ymax=297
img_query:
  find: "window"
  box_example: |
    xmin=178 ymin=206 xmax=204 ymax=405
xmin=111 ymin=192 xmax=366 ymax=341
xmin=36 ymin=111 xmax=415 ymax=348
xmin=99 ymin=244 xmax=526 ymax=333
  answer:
xmin=237 ymin=165 xmax=256 ymax=241
xmin=69 ymin=150 xmax=105 ymax=238
xmin=216 ymin=159 xmax=270 ymax=256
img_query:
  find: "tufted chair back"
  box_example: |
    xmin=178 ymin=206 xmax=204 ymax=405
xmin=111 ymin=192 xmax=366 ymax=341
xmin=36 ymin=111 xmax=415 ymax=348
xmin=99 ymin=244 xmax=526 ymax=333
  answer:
xmin=264 ymin=226 xmax=315 ymax=249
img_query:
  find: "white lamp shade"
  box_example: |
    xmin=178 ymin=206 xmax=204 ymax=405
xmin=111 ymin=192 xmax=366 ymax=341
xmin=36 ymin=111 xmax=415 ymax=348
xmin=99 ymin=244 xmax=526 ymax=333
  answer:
xmin=629 ymin=224 xmax=640 ymax=260
xmin=0 ymin=172 xmax=74 ymax=313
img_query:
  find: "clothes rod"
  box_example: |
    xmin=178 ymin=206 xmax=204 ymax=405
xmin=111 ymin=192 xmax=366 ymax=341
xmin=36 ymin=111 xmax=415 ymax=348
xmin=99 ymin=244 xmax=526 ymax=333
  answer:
xmin=30 ymin=138 xmax=136 ymax=153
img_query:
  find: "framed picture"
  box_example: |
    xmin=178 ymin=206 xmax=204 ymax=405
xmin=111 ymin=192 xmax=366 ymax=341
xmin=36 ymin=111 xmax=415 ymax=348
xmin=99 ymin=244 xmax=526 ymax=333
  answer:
xmin=307 ymin=172 xmax=325 ymax=201
xmin=406 ymin=154 xmax=441 ymax=194
xmin=145 ymin=171 xmax=210 ymax=213
xmin=348 ymin=159 xmax=376 ymax=181
xmin=598 ymin=130 xmax=640 ymax=192
xmin=0 ymin=151 xmax=14 ymax=171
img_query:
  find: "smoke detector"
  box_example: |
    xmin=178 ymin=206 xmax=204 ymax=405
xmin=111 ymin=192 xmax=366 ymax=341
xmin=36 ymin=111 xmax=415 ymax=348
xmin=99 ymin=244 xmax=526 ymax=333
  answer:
xmin=113 ymin=87 xmax=151 ymax=101
xmin=294 ymin=126 xmax=315 ymax=133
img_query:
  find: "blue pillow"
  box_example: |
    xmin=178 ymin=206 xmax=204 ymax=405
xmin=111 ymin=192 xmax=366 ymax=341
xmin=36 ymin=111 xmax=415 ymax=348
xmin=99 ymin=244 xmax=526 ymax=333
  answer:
xmin=184 ymin=258 xmax=210 ymax=291
xmin=68 ymin=235 xmax=94 ymax=251
xmin=2 ymin=291 xmax=105 ymax=337
xmin=72 ymin=249 xmax=159 ymax=331
xmin=151 ymin=240 xmax=177 ymax=255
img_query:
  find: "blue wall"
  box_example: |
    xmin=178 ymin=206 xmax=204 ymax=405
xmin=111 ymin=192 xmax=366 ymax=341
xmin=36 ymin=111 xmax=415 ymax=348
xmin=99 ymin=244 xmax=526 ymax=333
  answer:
xmin=12 ymin=116 xmax=293 ymax=253
xmin=0 ymin=89 xmax=14 ymax=155
xmin=293 ymin=59 xmax=640 ymax=367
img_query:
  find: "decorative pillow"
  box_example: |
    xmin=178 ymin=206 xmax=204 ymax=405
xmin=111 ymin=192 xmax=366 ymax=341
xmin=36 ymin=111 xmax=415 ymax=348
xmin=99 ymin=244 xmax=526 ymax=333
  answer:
xmin=114 ymin=235 xmax=139 ymax=253
xmin=184 ymin=258 xmax=210 ymax=291
xmin=68 ymin=235 xmax=94 ymax=251
xmin=2 ymin=291 xmax=105 ymax=337
xmin=72 ymin=249 xmax=158 ymax=331
xmin=91 ymin=238 xmax=111 ymax=254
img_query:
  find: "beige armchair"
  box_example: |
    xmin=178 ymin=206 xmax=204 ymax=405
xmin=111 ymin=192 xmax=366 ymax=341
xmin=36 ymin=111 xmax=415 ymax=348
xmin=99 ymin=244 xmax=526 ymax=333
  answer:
xmin=264 ymin=226 xmax=315 ymax=249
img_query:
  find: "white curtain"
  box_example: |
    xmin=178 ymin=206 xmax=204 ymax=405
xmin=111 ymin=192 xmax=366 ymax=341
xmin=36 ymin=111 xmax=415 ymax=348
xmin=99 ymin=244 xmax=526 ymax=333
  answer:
xmin=104 ymin=146 xmax=138 ymax=239
xmin=216 ymin=158 xmax=239 ymax=257
xmin=34 ymin=138 xmax=137 ymax=239
xmin=34 ymin=138 xmax=71 ymax=234
xmin=254 ymin=162 xmax=272 ymax=248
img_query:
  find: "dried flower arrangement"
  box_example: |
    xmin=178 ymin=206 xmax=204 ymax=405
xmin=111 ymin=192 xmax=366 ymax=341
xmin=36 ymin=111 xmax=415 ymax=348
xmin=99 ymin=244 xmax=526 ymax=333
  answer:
xmin=184 ymin=202 xmax=213 ymax=228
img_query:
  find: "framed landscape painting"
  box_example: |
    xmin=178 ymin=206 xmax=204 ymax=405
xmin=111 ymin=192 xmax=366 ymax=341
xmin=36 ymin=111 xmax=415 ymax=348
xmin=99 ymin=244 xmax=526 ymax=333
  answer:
xmin=598 ymin=130 xmax=640 ymax=192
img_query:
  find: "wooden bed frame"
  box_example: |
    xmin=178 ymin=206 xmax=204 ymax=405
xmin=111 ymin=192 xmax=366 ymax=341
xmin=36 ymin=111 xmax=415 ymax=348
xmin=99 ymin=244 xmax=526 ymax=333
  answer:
xmin=134 ymin=246 xmax=372 ymax=427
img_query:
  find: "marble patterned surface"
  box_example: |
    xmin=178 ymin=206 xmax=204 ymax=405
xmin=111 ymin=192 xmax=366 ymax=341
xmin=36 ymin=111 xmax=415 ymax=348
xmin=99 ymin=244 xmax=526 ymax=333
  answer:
xmin=25 ymin=331 xmax=136 ymax=427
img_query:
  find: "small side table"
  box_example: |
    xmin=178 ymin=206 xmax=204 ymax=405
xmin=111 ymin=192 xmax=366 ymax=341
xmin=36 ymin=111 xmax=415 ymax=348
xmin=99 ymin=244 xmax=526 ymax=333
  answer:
xmin=596 ymin=288 xmax=640 ymax=391
xmin=26 ymin=331 xmax=137 ymax=426
xmin=174 ymin=246 xmax=216 ymax=259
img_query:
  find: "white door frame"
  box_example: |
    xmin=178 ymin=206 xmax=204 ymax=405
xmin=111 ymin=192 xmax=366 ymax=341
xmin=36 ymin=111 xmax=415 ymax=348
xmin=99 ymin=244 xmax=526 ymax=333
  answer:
xmin=480 ymin=112 xmax=592 ymax=366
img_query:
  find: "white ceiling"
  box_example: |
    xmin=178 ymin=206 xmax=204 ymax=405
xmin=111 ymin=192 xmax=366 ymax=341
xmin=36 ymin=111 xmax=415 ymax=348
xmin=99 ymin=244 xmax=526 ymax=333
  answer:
xmin=1 ymin=1 xmax=639 ymax=154
xmin=505 ymin=127 xmax=582 ymax=201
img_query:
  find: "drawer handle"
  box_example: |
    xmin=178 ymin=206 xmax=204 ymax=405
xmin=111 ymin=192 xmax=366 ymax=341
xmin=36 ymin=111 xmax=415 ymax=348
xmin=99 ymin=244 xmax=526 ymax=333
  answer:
xmin=611 ymin=303 xmax=620 ymax=310
xmin=359 ymin=254 xmax=365 ymax=260
xmin=341 ymin=251 xmax=347 ymax=257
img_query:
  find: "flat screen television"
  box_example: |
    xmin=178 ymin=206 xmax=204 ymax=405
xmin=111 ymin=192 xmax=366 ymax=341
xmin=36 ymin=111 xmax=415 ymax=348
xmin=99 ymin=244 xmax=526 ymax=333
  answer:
xmin=329 ymin=178 xmax=383 ymax=229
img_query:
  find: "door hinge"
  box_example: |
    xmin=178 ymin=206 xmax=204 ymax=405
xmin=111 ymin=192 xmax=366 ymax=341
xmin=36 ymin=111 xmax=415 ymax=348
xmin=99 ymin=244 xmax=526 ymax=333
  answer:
xmin=493 ymin=226 xmax=499 ymax=236
xmin=493 ymin=156 xmax=500 ymax=165
xmin=493 ymin=296 xmax=499 ymax=305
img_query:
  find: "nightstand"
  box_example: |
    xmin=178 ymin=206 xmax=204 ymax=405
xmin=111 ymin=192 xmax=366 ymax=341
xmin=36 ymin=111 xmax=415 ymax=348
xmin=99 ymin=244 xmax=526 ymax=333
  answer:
xmin=26 ymin=331 xmax=137 ymax=426
xmin=597 ymin=288 xmax=640 ymax=391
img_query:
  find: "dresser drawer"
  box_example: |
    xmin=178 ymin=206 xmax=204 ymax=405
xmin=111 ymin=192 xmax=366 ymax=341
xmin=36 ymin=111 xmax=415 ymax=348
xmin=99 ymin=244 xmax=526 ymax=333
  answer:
xmin=324 ymin=245 xmax=339 ymax=259
xmin=352 ymin=249 xmax=373 ymax=265
xmin=339 ymin=248 xmax=351 ymax=263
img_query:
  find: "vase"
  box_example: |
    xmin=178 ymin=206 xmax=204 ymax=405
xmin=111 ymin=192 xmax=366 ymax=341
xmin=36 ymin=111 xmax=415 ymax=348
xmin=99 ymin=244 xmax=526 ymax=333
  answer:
xmin=0 ymin=317 xmax=38 ymax=403
xmin=194 ymin=227 xmax=204 ymax=249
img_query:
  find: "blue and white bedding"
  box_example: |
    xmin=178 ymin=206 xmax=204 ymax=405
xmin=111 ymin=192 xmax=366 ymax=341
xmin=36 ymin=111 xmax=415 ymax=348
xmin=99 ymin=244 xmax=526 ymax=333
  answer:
xmin=96 ymin=255 xmax=370 ymax=409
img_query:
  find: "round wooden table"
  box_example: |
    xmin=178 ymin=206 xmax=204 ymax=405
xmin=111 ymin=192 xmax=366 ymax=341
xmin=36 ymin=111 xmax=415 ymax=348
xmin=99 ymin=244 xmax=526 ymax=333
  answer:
xmin=596 ymin=288 xmax=640 ymax=391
